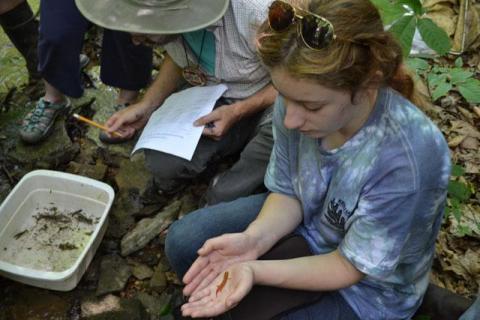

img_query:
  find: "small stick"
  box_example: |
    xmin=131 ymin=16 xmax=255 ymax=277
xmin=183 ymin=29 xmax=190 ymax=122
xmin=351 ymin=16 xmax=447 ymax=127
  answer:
xmin=72 ymin=113 xmax=123 ymax=137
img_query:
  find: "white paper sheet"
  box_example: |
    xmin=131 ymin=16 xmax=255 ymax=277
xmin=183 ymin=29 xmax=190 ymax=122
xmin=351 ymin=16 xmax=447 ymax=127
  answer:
xmin=132 ymin=84 xmax=228 ymax=161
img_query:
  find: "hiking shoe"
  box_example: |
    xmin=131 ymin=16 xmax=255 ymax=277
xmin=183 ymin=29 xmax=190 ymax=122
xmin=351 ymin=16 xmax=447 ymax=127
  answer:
xmin=99 ymin=103 xmax=134 ymax=144
xmin=19 ymin=98 xmax=70 ymax=144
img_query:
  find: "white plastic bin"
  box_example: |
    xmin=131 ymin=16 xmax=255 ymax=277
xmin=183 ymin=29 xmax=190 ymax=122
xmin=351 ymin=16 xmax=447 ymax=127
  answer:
xmin=0 ymin=170 xmax=114 ymax=291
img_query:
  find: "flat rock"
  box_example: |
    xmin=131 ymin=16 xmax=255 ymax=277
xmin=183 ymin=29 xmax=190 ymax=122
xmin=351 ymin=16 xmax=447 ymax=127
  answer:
xmin=114 ymin=155 xmax=151 ymax=195
xmin=66 ymin=160 xmax=108 ymax=181
xmin=8 ymin=116 xmax=79 ymax=169
xmin=105 ymin=195 xmax=137 ymax=240
xmin=129 ymin=260 xmax=154 ymax=280
xmin=7 ymin=287 xmax=71 ymax=320
xmin=82 ymin=85 xmax=136 ymax=158
xmin=136 ymin=292 xmax=172 ymax=319
xmin=149 ymin=267 xmax=167 ymax=292
xmin=120 ymin=200 xmax=181 ymax=256
xmin=96 ymin=254 xmax=132 ymax=296
xmin=82 ymin=294 xmax=147 ymax=320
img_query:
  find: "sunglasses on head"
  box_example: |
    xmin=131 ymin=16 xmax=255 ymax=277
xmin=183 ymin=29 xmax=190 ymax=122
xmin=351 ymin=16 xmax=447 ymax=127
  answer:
xmin=268 ymin=0 xmax=336 ymax=50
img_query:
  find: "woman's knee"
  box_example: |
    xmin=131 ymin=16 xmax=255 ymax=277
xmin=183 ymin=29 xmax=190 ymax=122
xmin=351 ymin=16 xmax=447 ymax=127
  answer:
xmin=165 ymin=218 xmax=202 ymax=276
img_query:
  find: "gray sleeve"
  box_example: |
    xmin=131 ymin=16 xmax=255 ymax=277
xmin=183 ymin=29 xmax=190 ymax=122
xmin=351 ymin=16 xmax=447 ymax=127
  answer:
xmin=164 ymin=39 xmax=188 ymax=69
xmin=264 ymin=98 xmax=296 ymax=196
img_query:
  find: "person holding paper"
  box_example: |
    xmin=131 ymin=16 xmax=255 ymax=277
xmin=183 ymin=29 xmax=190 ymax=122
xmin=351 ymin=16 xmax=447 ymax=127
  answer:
xmin=75 ymin=0 xmax=277 ymax=205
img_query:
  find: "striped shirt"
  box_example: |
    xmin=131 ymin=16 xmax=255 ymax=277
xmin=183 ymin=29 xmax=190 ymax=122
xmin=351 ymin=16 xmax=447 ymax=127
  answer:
xmin=164 ymin=0 xmax=271 ymax=99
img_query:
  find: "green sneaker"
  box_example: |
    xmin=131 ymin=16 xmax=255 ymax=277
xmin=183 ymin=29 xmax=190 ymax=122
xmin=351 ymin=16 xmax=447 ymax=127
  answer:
xmin=19 ymin=98 xmax=70 ymax=144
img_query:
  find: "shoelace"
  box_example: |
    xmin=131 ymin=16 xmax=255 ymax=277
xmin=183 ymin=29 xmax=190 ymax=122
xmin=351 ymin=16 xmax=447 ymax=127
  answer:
xmin=26 ymin=101 xmax=48 ymax=130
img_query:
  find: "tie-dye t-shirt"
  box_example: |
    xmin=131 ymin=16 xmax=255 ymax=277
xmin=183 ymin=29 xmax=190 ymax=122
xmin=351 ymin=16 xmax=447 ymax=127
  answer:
xmin=265 ymin=87 xmax=451 ymax=320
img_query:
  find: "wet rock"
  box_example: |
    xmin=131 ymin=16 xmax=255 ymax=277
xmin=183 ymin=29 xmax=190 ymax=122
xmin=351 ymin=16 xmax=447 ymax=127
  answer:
xmin=136 ymin=291 xmax=172 ymax=319
xmin=135 ymin=203 xmax=165 ymax=218
xmin=7 ymin=287 xmax=71 ymax=320
xmin=165 ymin=271 xmax=182 ymax=286
xmin=68 ymin=297 xmax=82 ymax=320
xmin=66 ymin=160 xmax=108 ymax=181
xmin=156 ymin=257 xmax=171 ymax=273
xmin=131 ymin=247 xmax=162 ymax=267
xmin=120 ymin=200 xmax=181 ymax=256
xmin=8 ymin=117 xmax=79 ymax=169
xmin=105 ymin=198 xmax=137 ymax=240
xmin=0 ymin=173 xmax=12 ymax=203
xmin=79 ymin=255 xmax=102 ymax=290
xmin=83 ymin=86 xmax=136 ymax=158
xmin=114 ymin=155 xmax=151 ymax=196
xmin=149 ymin=267 xmax=167 ymax=292
xmin=96 ymin=254 xmax=132 ymax=296
xmin=178 ymin=193 xmax=198 ymax=218
xmin=129 ymin=260 xmax=154 ymax=280
xmin=82 ymin=294 xmax=121 ymax=316
xmin=81 ymin=294 xmax=147 ymax=320
xmin=100 ymin=239 xmax=120 ymax=255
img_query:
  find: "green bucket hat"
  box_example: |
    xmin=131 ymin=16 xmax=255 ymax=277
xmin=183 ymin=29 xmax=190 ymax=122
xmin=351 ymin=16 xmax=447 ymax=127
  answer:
xmin=75 ymin=0 xmax=230 ymax=34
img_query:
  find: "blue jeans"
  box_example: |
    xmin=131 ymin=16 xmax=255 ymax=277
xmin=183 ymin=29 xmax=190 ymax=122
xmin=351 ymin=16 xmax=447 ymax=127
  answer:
xmin=165 ymin=193 xmax=267 ymax=277
xmin=460 ymin=296 xmax=480 ymax=320
xmin=165 ymin=193 xmax=360 ymax=320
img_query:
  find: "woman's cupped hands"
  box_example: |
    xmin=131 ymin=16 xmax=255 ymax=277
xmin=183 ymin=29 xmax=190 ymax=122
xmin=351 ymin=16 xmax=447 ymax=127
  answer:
xmin=180 ymin=232 xmax=260 ymax=318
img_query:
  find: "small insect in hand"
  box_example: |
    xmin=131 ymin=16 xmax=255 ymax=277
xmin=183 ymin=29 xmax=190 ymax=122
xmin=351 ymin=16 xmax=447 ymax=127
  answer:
xmin=216 ymin=271 xmax=229 ymax=296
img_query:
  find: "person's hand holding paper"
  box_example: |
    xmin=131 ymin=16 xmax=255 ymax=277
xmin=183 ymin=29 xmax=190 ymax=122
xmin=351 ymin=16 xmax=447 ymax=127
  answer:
xmin=194 ymin=104 xmax=240 ymax=140
xmin=132 ymin=84 xmax=228 ymax=161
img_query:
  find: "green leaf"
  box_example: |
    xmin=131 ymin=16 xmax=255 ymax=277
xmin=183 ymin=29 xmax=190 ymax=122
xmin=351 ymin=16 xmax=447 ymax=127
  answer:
xmin=457 ymin=78 xmax=480 ymax=103
xmin=389 ymin=14 xmax=417 ymax=57
xmin=454 ymin=57 xmax=463 ymax=68
xmin=428 ymin=72 xmax=447 ymax=89
xmin=431 ymin=65 xmax=450 ymax=74
xmin=451 ymin=165 xmax=466 ymax=177
xmin=432 ymin=81 xmax=452 ymax=100
xmin=370 ymin=0 xmax=407 ymax=25
xmin=452 ymin=207 xmax=462 ymax=223
xmin=417 ymin=18 xmax=452 ymax=55
xmin=406 ymin=57 xmax=430 ymax=72
xmin=448 ymin=180 xmax=472 ymax=202
xmin=396 ymin=0 xmax=424 ymax=15
xmin=457 ymin=225 xmax=472 ymax=237
xmin=449 ymin=68 xmax=474 ymax=84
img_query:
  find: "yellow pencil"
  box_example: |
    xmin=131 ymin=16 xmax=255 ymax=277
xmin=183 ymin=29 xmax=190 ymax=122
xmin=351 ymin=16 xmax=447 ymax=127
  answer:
xmin=72 ymin=113 xmax=123 ymax=138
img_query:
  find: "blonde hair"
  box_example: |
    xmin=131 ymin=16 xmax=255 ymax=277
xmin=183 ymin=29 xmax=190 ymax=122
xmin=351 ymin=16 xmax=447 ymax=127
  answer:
xmin=257 ymin=0 xmax=425 ymax=106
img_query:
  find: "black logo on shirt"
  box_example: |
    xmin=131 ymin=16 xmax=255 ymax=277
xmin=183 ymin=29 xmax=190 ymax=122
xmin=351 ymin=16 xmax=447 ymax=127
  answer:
xmin=325 ymin=198 xmax=353 ymax=230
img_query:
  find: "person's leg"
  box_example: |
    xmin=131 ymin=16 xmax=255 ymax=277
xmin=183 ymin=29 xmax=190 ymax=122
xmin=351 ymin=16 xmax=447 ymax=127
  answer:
xmin=415 ymin=284 xmax=474 ymax=320
xmin=0 ymin=0 xmax=40 ymax=82
xmin=276 ymin=292 xmax=360 ymax=320
xmin=144 ymin=102 xmax=262 ymax=195
xmin=100 ymin=29 xmax=152 ymax=105
xmin=37 ymin=0 xmax=88 ymax=99
xmin=20 ymin=0 xmax=88 ymax=144
xmin=205 ymin=108 xmax=273 ymax=205
xmin=459 ymin=295 xmax=480 ymax=320
xmin=165 ymin=193 xmax=267 ymax=278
